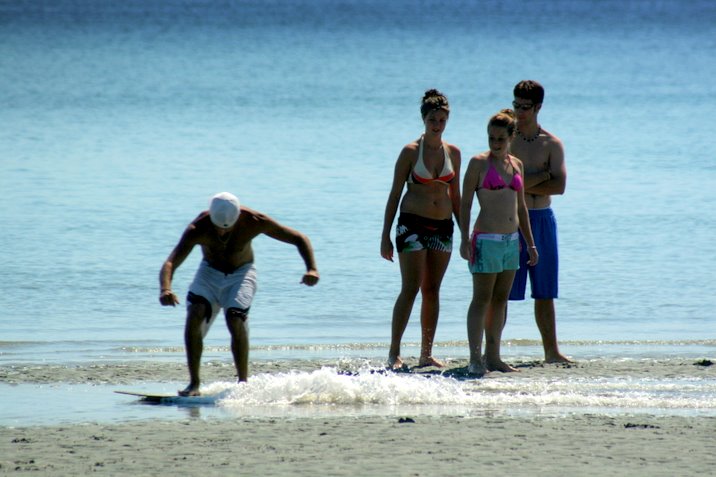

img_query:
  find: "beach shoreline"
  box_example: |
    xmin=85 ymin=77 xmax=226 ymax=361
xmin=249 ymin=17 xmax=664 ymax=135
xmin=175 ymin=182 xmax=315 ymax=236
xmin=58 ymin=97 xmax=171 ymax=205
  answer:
xmin=2 ymin=355 xmax=713 ymax=385
xmin=2 ymin=357 xmax=714 ymax=475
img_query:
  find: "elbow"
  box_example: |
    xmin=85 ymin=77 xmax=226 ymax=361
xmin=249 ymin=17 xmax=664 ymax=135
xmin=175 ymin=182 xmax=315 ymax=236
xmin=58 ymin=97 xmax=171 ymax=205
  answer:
xmin=296 ymin=232 xmax=312 ymax=249
xmin=554 ymin=178 xmax=567 ymax=195
xmin=160 ymin=261 xmax=173 ymax=275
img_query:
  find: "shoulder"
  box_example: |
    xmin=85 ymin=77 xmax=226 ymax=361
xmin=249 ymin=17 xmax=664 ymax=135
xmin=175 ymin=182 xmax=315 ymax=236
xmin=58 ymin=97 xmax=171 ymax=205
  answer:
xmin=399 ymin=140 xmax=420 ymax=158
xmin=237 ymin=207 xmax=268 ymax=225
xmin=236 ymin=207 xmax=279 ymax=233
xmin=465 ymin=152 xmax=489 ymax=174
xmin=188 ymin=211 xmax=211 ymax=232
xmin=509 ymin=154 xmax=525 ymax=172
xmin=394 ymin=140 xmax=420 ymax=171
xmin=444 ymin=142 xmax=462 ymax=161
xmin=180 ymin=211 xmax=212 ymax=242
xmin=540 ymin=127 xmax=564 ymax=149
xmin=469 ymin=151 xmax=490 ymax=165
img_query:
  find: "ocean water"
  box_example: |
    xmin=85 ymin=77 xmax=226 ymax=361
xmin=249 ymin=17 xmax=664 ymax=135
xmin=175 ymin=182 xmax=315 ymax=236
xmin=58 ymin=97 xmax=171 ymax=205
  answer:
xmin=1 ymin=0 xmax=715 ymax=424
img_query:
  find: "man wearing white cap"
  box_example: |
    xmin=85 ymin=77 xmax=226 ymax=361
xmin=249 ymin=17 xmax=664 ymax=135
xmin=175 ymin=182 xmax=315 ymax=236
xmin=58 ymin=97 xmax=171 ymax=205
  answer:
xmin=159 ymin=192 xmax=320 ymax=396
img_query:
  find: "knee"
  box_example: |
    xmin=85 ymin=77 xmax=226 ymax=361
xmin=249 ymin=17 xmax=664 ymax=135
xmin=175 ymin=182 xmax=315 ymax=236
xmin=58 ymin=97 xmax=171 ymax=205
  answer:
xmin=225 ymin=308 xmax=250 ymax=336
xmin=420 ymin=281 xmax=441 ymax=301
xmin=400 ymin=283 xmax=421 ymax=298
xmin=492 ymin=291 xmax=511 ymax=304
xmin=186 ymin=304 xmax=208 ymax=328
xmin=226 ymin=307 xmax=249 ymax=322
xmin=187 ymin=292 xmax=212 ymax=322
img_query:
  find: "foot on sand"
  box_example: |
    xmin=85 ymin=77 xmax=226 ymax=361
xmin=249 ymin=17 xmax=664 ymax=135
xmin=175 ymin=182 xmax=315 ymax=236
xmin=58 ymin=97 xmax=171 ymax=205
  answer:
xmin=467 ymin=361 xmax=487 ymax=377
xmin=418 ymin=356 xmax=445 ymax=368
xmin=178 ymin=384 xmax=201 ymax=397
xmin=388 ymin=355 xmax=406 ymax=371
xmin=485 ymin=359 xmax=518 ymax=373
xmin=545 ymin=352 xmax=573 ymax=364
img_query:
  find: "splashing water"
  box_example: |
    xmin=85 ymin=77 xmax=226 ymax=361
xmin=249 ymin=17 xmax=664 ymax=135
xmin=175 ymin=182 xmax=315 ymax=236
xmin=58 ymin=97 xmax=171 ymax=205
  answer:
xmin=188 ymin=365 xmax=716 ymax=418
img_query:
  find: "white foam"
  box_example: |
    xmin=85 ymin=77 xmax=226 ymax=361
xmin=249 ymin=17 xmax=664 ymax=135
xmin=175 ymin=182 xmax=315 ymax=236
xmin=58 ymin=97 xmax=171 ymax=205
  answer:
xmin=216 ymin=366 xmax=467 ymax=407
xmin=196 ymin=366 xmax=716 ymax=418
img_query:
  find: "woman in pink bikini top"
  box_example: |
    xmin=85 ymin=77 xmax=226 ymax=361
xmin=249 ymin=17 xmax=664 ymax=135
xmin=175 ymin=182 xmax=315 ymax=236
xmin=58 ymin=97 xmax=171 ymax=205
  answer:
xmin=458 ymin=109 xmax=538 ymax=377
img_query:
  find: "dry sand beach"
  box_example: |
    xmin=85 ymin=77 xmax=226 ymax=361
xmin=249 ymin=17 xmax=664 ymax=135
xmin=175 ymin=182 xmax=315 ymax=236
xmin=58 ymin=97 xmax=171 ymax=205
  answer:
xmin=3 ymin=413 xmax=715 ymax=476
xmin=2 ymin=358 xmax=715 ymax=476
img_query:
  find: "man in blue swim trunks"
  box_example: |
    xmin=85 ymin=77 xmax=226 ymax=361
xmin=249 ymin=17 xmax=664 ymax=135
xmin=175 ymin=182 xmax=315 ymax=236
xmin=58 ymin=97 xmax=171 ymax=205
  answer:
xmin=507 ymin=80 xmax=571 ymax=363
xmin=159 ymin=192 xmax=320 ymax=395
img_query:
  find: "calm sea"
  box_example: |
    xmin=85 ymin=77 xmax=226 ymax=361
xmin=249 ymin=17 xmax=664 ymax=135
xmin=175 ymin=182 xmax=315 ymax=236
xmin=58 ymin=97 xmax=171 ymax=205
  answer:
xmin=1 ymin=0 xmax=715 ymax=423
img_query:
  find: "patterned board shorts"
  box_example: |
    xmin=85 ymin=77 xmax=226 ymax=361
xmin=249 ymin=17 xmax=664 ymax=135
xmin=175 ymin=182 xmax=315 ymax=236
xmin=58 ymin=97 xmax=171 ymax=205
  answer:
xmin=395 ymin=212 xmax=454 ymax=253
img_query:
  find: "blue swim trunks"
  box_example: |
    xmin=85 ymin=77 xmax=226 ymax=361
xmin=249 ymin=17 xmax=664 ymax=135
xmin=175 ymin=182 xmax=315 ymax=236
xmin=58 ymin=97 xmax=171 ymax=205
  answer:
xmin=468 ymin=231 xmax=520 ymax=274
xmin=509 ymin=208 xmax=558 ymax=300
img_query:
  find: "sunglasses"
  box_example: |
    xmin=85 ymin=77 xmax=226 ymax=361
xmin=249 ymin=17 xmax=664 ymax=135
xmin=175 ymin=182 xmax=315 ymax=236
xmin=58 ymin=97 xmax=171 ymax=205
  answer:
xmin=512 ymin=101 xmax=535 ymax=111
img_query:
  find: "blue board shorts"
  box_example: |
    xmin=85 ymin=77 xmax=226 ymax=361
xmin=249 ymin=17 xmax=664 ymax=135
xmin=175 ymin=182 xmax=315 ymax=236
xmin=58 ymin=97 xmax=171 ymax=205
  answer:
xmin=509 ymin=208 xmax=558 ymax=300
xmin=468 ymin=231 xmax=520 ymax=274
xmin=187 ymin=261 xmax=258 ymax=337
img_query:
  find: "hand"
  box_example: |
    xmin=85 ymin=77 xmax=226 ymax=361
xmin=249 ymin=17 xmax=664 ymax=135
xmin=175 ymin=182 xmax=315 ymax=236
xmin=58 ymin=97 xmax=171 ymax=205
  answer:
xmin=159 ymin=289 xmax=179 ymax=306
xmin=541 ymin=166 xmax=552 ymax=182
xmin=527 ymin=246 xmax=539 ymax=266
xmin=381 ymin=236 xmax=394 ymax=262
xmin=459 ymin=239 xmax=471 ymax=262
xmin=301 ymin=270 xmax=320 ymax=286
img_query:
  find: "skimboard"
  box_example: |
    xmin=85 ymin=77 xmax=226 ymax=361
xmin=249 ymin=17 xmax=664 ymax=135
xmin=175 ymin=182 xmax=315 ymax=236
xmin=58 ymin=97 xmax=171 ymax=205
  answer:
xmin=115 ymin=389 xmax=222 ymax=406
xmin=114 ymin=390 xmax=181 ymax=404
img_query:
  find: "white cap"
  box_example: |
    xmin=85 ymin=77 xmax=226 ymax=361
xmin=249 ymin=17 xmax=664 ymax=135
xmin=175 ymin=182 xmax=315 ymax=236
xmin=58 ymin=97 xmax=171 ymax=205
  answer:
xmin=209 ymin=192 xmax=241 ymax=228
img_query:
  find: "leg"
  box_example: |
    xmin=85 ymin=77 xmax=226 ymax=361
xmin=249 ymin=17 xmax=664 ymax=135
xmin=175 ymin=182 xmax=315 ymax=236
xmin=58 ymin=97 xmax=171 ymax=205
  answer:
xmin=226 ymin=308 xmax=250 ymax=382
xmin=526 ymin=208 xmax=569 ymax=363
xmin=483 ymin=303 xmax=506 ymax=337
xmin=484 ymin=271 xmax=518 ymax=372
xmin=388 ymin=250 xmax=426 ymax=369
xmin=418 ymin=249 xmax=451 ymax=367
xmin=466 ymin=273 xmax=496 ymax=376
xmin=535 ymin=299 xmax=570 ymax=363
xmin=180 ymin=303 xmax=207 ymax=396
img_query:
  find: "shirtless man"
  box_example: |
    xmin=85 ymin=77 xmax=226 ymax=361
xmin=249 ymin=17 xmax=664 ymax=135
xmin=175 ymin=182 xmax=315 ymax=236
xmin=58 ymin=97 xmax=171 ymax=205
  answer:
xmin=506 ymin=80 xmax=570 ymax=363
xmin=159 ymin=192 xmax=319 ymax=395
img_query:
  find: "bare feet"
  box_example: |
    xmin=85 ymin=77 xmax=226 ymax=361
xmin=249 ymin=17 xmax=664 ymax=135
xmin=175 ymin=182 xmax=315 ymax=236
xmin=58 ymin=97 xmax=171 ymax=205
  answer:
xmin=178 ymin=383 xmax=201 ymax=397
xmin=388 ymin=355 xmax=405 ymax=371
xmin=485 ymin=358 xmax=518 ymax=373
xmin=545 ymin=352 xmax=572 ymax=364
xmin=467 ymin=361 xmax=487 ymax=377
xmin=418 ymin=356 xmax=445 ymax=368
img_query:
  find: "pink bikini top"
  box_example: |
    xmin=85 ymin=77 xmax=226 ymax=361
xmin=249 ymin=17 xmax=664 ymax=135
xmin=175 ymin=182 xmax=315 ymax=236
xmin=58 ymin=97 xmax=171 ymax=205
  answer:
xmin=480 ymin=159 xmax=523 ymax=191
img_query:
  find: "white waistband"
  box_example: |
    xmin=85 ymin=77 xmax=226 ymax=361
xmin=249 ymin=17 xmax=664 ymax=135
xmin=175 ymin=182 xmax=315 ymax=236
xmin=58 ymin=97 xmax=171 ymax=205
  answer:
xmin=475 ymin=232 xmax=519 ymax=242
